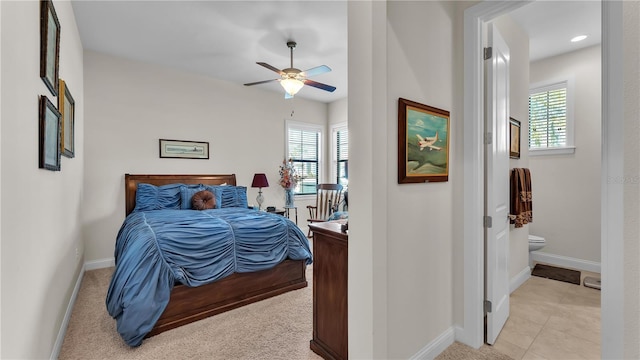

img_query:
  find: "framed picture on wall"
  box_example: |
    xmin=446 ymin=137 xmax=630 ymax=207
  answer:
xmin=397 ymin=98 xmax=450 ymax=183
xmin=58 ymin=79 xmax=75 ymax=158
xmin=39 ymin=96 xmax=62 ymax=171
xmin=40 ymin=0 xmax=61 ymax=97
xmin=159 ymin=139 xmax=210 ymax=159
xmin=510 ymin=117 xmax=521 ymax=159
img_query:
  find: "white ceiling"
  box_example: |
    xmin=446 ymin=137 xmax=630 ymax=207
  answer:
xmin=71 ymin=1 xmax=600 ymax=104
xmin=71 ymin=1 xmax=348 ymax=103
xmin=510 ymin=1 xmax=601 ymax=62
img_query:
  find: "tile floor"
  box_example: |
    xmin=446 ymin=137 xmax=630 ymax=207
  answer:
xmin=492 ymin=264 xmax=601 ymax=360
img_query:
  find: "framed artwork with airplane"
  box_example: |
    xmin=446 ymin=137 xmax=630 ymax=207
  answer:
xmin=397 ymin=98 xmax=450 ymax=183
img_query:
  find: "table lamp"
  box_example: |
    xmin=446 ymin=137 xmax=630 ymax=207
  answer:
xmin=251 ymin=173 xmax=269 ymax=210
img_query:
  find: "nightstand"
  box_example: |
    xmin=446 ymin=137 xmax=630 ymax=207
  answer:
xmin=284 ymin=207 xmax=298 ymax=224
xmin=267 ymin=208 xmax=285 ymax=216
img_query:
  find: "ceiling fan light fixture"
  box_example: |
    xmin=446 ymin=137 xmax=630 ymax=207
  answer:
xmin=245 ymin=41 xmax=335 ymax=98
xmin=280 ymin=78 xmax=304 ymax=96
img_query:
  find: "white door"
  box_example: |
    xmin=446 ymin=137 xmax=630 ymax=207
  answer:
xmin=485 ymin=23 xmax=510 ymax=345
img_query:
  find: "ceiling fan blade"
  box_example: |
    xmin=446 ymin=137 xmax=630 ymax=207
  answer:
xmin=301 ymin=65 xmax=332 ymax=78
xmin=244 ymin=79 xmax=279 ymax=86
xmin=304 ymin=79 xmax=336 ymax=92
xmin=257 ymin=62 xmax=283 ymax=75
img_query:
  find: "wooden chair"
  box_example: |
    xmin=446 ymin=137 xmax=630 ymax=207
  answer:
xmin=306 ymin=183 xmax=343 ymax=237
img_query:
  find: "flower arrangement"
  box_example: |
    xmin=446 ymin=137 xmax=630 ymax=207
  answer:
xmin=278 ymin=159 xmax=301 ymax=189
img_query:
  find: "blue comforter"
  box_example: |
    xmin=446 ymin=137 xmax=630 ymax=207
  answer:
xmin=106 ymin=208 xmax=312 ymax=346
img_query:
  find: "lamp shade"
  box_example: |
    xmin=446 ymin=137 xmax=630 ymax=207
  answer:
xmin=280 ymin=78 xmax=304 ymax=97
xmin=251 ymin=173 xmax=269 ymax=188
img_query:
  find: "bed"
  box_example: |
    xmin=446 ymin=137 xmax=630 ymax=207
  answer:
xmin=106 ymin=174 xmax=312 ymax=347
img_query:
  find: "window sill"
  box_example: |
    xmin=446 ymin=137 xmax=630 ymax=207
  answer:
xmin=529 ymin=146 xmax=576 ymax=156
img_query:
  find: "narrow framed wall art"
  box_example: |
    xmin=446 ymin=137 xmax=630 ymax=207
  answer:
xmin=39 ymin=95 xmax=62 ymax=171
xmin=59 ymin=79 xmax=75 ymax=158
xmin=40 ymin=0 xmax=60 ymax=96
xmin=509 ymin=117 xmax=521 ymax=159
xmin=159 ymin=139 xmax=209 ymax=159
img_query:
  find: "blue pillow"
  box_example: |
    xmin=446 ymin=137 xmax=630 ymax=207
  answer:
xmin=205 ymin=185 xmax=223 ymax=209
xmin=207 ymin=185 xmax=248 ymax=208
xmin=327 ymin=211 xmax=349 ymax=221
xmin=179 ymin=185 xmax=207 ymax=209
xmin=133 ymin=183 xmax=183 ymax=212
xmin=235 ymin=186 xmax=248 ymax=208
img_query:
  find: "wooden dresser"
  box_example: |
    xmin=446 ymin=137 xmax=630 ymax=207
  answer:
xmin=309 ymin=221 xmax=348 ymax=360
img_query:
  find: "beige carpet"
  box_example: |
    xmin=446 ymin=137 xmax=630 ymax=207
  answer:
xmin=60 ymin=267 xmax=511 ymax=360
xmin=59 ymin=267 xmax=321 ymax=360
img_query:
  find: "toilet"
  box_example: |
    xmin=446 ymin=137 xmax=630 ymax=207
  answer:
xmin=528 ymin=234 xmax=546 ymax=267
xmin=528 ymin=234 xmax=546 ymax=252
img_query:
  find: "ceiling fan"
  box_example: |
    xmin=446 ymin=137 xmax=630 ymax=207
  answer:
xmin=244 ymin=41 xmax=336 ymax=99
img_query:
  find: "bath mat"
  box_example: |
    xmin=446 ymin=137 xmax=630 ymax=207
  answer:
xmin=531 ymin=264 xmax=581 ymax=285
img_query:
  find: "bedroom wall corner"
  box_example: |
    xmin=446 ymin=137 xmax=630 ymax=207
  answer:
xmin=347 ymin=1 xmax=388 ymax=358
xmin=328 ymin=97 xmax=348 ymax=127
xmin=1 ymin=1 xmax=84 ymax=358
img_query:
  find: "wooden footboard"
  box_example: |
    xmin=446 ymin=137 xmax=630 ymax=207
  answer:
xmin=147 ymin=259 xmax=308 ymax=337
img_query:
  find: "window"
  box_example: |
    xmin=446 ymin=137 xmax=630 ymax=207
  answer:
xmin=286 ymin=121 xmax=322 ymax=195
xmin=528 ymin=80 xmax=575 ymax=155
xmin=331 ymin=123 xmax=349 ymax=188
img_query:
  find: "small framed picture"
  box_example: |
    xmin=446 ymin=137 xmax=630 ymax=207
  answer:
xmin=510 ymin=117 xmax=521 ymax=159
xmin=398 ymin=98 xmax=450 ymax=183
xmin=39 ymin=96 xmax=62 ymax=171
xmin=59 ymin=79 xmax=75 ymax=158
xmin=40 ymin=0 xmax=60 ymax=96
xmin=159 ymin=139 xmax=209 ymax=159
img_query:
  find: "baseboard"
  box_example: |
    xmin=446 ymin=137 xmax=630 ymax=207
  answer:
xmin=50 ymin=263 xmax=85 ymax=360
xmin=510 ymin=266 xmax=531 ymax=294
xmin=531 ymin=251 xmax=601 ymax=273
xmin=50 ymin=258 xmax=114 ymax=358
xmin=453 ymin=325 xmax=478 ymax=349
xmin=410 ymin=326 xmax=455 ymax=360
xmin=84 ymin=257 xmax=115 ymax=270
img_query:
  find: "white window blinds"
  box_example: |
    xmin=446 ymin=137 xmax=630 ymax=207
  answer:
xmin=529 ymin=83 xmax=568 ymax=149
xmin=336 ymin=126 xmax=348 ymax=187
xmin=287 ymin=124 xmax=320 ymax=195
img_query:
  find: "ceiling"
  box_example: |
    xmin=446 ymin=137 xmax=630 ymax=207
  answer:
xmin=72 ymin=1 xmax=348 ymax=103
xmin=71 ymin=1 xmax=600 ymax=104
xmin=510 ymin=1 xmax=601 ymax=62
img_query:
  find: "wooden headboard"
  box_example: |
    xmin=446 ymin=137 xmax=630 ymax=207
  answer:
xmin=124 ymin=174 xmax=237 ymax=216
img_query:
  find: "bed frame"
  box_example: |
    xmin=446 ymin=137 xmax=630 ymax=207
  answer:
xmin=124 ymin=174 xmax=308 ymax=338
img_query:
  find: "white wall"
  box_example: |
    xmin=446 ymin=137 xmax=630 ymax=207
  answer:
xmin=386 ymin=2 xmax=456 ymax=357
xmin=0 ymin=0 xmax=84 ymax=358
xmin=529 ymin=45 xmax=601 ymax=264
xmin=328 ymin=97 xmax=347 ymax=126
xmin=347 ymin=1 xmax=388 ymax=357
xmin=493 ymin=13 xmax=531 ymax=283
xmin=82 ymin=51 xmax=330 ymax=262
xmin=349 ymin=1 xmax=458 ymax=358
xmin=0 ymin=1 xmax=3 ymax=355
xmin=622 ymin=2 xmax=640 ymax=356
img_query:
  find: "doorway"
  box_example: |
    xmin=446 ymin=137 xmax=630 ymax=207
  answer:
xmin=461 ymin=1 xmax=624 ymax=358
